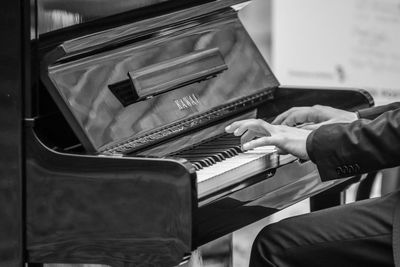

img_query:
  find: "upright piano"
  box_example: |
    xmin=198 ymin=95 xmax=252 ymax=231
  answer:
xmin=14 ymin=0 xmax=374 ymax=266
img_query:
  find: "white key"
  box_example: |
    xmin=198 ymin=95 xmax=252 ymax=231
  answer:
xmin=196 ymin=146 xmax=278 ymax=198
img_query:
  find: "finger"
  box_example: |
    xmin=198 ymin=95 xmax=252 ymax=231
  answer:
xmin=225 ymin=119 xmax=251 ymax=133
xmin=272 ymin=108 xmax=297 ymax=125
xmin=225 ymin=119 xmax=264 ymax=134
xmin=225 ymin=121 xmax=240 ymax=133
xmin=280 ymin=110 xmax=312 ymax=126
xmin=233 ymin=120 xmax=268 ymax=136
xmin=242 ymin=136 xmax=278 ymax=150
xmin=276 ymin=147 xmax=288 ymax=155
xmin=280 ymin=113 xmax=298 ymax=126
xmin=241 ymin=131 xmax=258 ymax=145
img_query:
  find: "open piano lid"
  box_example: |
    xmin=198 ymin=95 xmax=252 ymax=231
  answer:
xmin=40 ymin=0 xmax=279 ymax=154
xmin=38 ymin=0 xmax=243 ymax=35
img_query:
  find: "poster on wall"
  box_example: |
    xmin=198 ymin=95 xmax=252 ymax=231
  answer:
xmin=273 ymin=0 xmax=400 ymax=105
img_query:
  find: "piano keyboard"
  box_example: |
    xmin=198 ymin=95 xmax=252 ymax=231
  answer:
xmin=173 ymin=135 xmax=280 ymax=198
xmin=196 ymin=146 xmax=277 ymax=183
xmin=176 ymin=135 xmax=243 ymax=170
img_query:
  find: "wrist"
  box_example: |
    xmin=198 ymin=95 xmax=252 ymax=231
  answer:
xmin=297 ymin=129 xmax=312 ymax=160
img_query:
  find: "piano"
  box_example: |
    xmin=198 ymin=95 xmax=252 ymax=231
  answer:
xmin=0 ymin=0 xmax=373 ymax=266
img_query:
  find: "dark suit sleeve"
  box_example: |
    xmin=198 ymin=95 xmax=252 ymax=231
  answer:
xmin=357 ymin=102 xmax=400 ymax=120
xmin=306 ymin=108 xmax=400 ymax=181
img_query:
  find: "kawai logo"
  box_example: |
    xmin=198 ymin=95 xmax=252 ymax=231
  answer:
xmin=174 ymin=93 xmax=201 ymax=110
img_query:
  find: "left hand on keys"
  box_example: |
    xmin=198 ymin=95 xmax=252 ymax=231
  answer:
xmin=225 ymin=119 xmax=311 ymax=160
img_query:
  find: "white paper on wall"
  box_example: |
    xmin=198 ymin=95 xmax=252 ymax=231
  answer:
xmin=273 ymin=0 xmax=400 ymax=105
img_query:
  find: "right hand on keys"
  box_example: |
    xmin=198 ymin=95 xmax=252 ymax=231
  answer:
xmin=225 ymin=119 xmax=311 ymax=160
xmin=272 ymin=105 xmax=358 ymax=130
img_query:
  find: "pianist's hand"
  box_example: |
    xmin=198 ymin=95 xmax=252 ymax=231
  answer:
xmin=225 ymin=119 xmax=311 ymax=160
xmin=272 ymin=105 xmax=358 ymax=130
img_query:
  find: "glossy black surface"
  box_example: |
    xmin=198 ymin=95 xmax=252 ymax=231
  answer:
xmin=47 ymin=0 xmax=244 ymax=56
xmin=37 ymin=0 xmax=218 ymax=34
xmin=24 ymin=0 xmax=376 ymax=265
xmin=259 ymin=86 xmax=374 ymax=120
xmin=26 ymin=129 xmax=194 ymax=266
xmin=0 ymin=1 xmax=27 ymax=266
xmin=42 ymin=6 xmax=277 ymax=154
xmin=26 ymin=87 xmax=373 ymax=265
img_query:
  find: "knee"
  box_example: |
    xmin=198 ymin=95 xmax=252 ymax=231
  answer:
xmin=250 ymin=223 xmax=286 ymax=267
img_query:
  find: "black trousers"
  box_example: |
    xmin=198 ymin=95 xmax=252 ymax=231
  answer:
xmin=250 ymin=191 xmax=400 ymax=267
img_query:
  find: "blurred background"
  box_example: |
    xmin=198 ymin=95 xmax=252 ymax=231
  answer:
xmin=217 ymin=0 xmax=400 ymax=266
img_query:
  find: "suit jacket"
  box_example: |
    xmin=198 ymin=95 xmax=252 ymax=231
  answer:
xmin=306 ymin=102 xmax=400 ymax=266
xmin=306 ymin=102 xmax=400 ymax=181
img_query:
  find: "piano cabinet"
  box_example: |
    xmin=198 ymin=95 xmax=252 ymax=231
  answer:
xmin=20 ymin=0 xmax=375 ymax=266
xmin=25 ymin=86 xmax=372 ymax=267
xmin=26 ymin=127 xmax=195 ymax=267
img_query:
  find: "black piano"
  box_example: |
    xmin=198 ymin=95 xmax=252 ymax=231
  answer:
xmin=0 ymin=0 xmax=373 ymax=266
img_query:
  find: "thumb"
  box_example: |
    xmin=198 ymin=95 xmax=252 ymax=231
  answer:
xmin=298 ymin=123 xmax=321 ymax=130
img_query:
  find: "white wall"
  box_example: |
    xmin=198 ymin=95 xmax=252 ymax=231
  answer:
xmin=273 ymin=0 xmax=400 ymax=105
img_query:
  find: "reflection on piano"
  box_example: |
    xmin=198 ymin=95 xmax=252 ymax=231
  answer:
xmin=23 ymin=0 xmax=374 ymax=266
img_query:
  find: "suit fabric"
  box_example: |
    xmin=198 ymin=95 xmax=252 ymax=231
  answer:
xmin=250 ymin=102 xmax=400 ymax=267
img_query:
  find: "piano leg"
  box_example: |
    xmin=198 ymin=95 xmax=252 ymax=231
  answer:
xmin=184 ymin=235 xmax=233 ymax=267
xmin=356 ymin=172 xmax=379 ymax=201
xmin=185 ymin=250 xmax=203 ymax=267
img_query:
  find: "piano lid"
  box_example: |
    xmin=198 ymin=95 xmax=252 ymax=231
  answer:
xmin=41 ymin=0 xmax=279 ymax=154
xmin=37 ymin=0 xmax=248 ymax=35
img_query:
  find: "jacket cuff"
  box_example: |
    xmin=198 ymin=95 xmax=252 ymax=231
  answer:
xmin=306 ymin=130 xmax=316 ymax=163
xmin=305 ymin=124 xmax=347 ymax=182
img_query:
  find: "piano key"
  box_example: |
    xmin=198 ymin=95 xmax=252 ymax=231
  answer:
xmin=205 ymin=156 xmax=217 ymax=165
xmin=183 ymin=151 xmax=233 ymax=166
xmin=180 ymin=148 xmax=232 ymax=155
xmin=192 ymin=162 xmax=203 ymax=170
xmin=197 ymin=159 xmax=213 ymax=167
xmin=228 ymin=147 xmax=239 ymax=155
xmin=180 ymin=155 xmax=213 ymax=167
xmin=179 ymin=153 xmax=214 ymax=162
xmin=177 ymin=134 xmax=263 ymax=173
xmin=194 ymin=154 xmax=223 ymax=162
xmin=189 ymin=141 xmax=239 ymax=149
xmin=180 ymin=150 xmax=232 ymax=160
xmin=196 ymin=146 xmax=278 ymax=183
xmin=231 ymin=145 xmax=242 ymax=153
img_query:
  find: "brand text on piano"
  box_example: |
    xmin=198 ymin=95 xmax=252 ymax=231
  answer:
xmin=174 ymin=94 xmax=201 ymax=110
